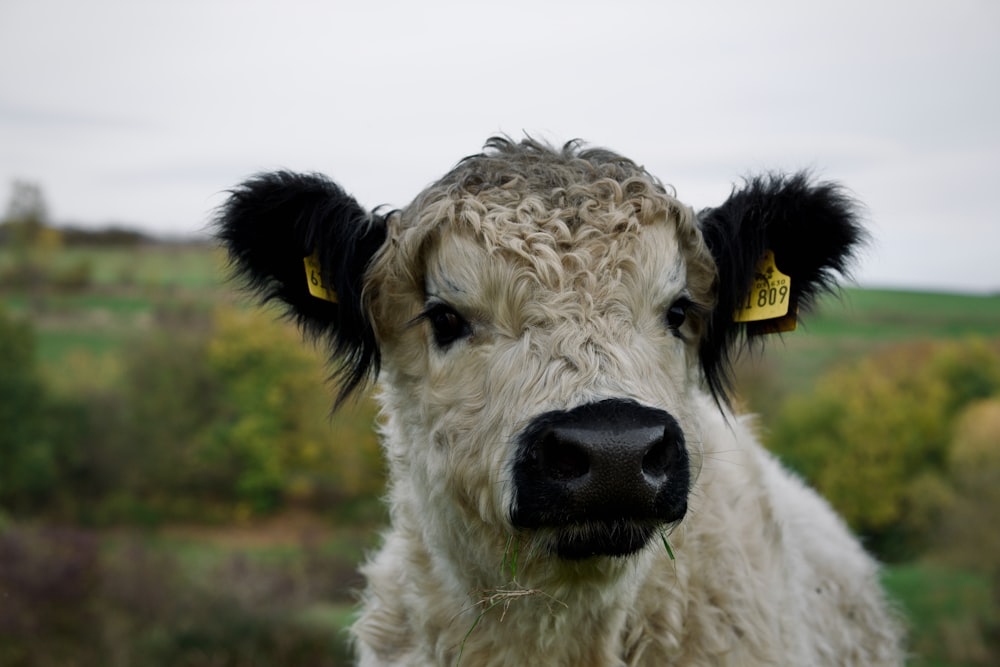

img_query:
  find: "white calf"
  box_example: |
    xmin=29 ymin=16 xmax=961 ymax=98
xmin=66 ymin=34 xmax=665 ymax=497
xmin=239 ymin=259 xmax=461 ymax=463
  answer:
xmin=218 ymin=137 xmax=903 ymax=665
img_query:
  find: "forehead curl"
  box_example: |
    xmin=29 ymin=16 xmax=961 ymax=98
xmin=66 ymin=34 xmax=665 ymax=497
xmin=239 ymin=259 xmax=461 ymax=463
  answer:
xmin=407 ymin=138 xmax=685 ymax=240
xmin=406 ymin=139 xmax=707 ymax=260
xmin=371 ymin=138 xmax=718 ymax=321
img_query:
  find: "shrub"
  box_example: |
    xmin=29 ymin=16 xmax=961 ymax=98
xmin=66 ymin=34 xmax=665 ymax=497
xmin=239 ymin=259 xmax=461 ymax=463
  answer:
xmin=0 ymin=525 xmax=103 ymax=666
xmin=0 ymin=308 xmax=58 ymax=511
xmin=201 ymin=306 xmax=383 ymax=514
xmin=2 ymin=299 xmax=385 ymax=523
xmin=929 ymin=399 xmax=1000 ymax=575
xmin=51 ymin=258 xmax=93 ymax=291
xmin=766 ymin=338 xmax=1000 ymax=560
xmin=73 ymin=304 xmax=384 ymax=522
xmin=0 ymin=523 xmax=356 ymax=666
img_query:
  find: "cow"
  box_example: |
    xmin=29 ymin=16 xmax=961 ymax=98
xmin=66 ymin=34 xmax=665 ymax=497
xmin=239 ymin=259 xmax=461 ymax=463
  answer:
xmin=217 ymin=137 xmax=904 ymax=665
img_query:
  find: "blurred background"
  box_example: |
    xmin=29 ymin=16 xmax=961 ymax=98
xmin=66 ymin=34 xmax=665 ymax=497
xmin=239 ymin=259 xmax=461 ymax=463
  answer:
xmin=1 ymin=1 xmax=998 ymax=665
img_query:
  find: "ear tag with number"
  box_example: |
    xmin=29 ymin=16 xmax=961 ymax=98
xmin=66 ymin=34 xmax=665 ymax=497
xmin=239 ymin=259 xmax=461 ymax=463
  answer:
xmin=304 ymin=251 xmax=337 ymax=303
xmin=733 ymin=249 xmax=797 ymax=333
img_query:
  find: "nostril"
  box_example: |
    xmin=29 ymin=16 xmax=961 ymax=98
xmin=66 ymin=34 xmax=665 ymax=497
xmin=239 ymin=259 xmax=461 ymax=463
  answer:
xmin=541 ymin=431 xmax=590 ymax=481
xmin=641 ymin=436 xmax=675 ymax=481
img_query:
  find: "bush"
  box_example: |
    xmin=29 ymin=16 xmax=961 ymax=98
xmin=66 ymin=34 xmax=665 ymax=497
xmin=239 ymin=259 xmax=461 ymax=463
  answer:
xmin=1 ymin=297 xmax=385 ymax=524
xmin=927 ymin=399 xmax=1000 ymax=575
xmin=884 ymin=563 xmax=999 ymax=666
xmin=0 ymin=523 xmax=356 ymax=666
xmin=204 ymin=306 xmax=383 ymax=513
xmin=766 ymin=338 xmax=1000 ymax=560
xmin=51 ymin=259 xmax=93 ymax=291
xmin=0 ymin=525 xmax=103 ymax=666
xmin=63 ymin=304 xmax=383 ymax=523
xmin=0 ymin=308 xmax=68 ymax=512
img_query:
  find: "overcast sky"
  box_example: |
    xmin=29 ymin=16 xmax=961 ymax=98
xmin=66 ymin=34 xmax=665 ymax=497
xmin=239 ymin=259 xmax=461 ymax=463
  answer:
xmin=1 ymin=0 xmax=997 ymax=292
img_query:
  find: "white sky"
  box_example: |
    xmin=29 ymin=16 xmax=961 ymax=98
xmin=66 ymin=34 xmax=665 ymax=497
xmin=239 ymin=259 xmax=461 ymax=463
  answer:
xmin=1 ymin=0 xmax=998 ymax=292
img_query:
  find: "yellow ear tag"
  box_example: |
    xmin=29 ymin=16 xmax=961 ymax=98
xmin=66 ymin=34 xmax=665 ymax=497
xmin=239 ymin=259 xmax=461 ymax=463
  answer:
xmin=304 ymin=251 xmax=337 ymax=303
xmin=733 ymin=249 xmax=797 ymax=333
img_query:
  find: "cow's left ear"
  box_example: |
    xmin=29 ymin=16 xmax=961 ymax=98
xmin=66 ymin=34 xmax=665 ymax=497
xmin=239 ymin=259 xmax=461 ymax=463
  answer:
xmin=697 ymin=172 xmax=866 ymax=402
xmin=215 ymin=171 xmax=388 ymax=405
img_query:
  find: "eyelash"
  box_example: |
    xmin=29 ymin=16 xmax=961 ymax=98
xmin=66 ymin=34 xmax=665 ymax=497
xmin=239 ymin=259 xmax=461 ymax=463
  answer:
xmin=665 ymin=297 xmax=693 ymax=336
xmin=420 ymin=302 xmax=472 ymax=348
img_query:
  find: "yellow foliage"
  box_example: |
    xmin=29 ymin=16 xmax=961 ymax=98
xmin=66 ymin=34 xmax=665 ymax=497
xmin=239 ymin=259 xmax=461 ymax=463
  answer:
xmin=767 ymin=338 xmax=1000 ymax=555
xmin=949 ymin=399 xmax=1000 ymax=471
xmin=204 ymin=305 xmax=384 ymax=510
xmin=931 ymin=399 xmax=1000 ymax=573
xmin=37 ymin=225 xmax=63 ymax=252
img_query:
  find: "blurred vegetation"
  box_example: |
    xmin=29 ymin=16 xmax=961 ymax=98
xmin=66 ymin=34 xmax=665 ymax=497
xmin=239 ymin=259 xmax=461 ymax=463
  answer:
xmin=764 ymin=338 xmax=1000 ymax=561
xmin=2 ymin=183 xmax=999 ymax=665
xmin=1 ymin=182 xmax=385 ymax=663
xmin=0 ymin=522 xmax=361 ymax=667
xmin=0 ymin=303 xmax=384 ymax=526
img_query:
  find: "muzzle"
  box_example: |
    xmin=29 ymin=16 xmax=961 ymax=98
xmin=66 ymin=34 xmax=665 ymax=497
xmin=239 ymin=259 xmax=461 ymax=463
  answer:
xmin=511 ymin=398 xmax=690 ymax=560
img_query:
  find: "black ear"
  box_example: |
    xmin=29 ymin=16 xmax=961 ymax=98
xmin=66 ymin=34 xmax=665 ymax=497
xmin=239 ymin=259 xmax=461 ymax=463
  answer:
xmin=215 ymin=171 xmax=388 ymax=404
xmin=697 ymin=172 xmax=866 ymax=403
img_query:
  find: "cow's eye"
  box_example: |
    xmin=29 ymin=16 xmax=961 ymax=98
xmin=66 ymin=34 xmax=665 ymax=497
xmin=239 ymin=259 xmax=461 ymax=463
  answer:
xmin=665 ymin=298 xmax=691 ymax=334
xmin=424 ymin=303 xmax=471 ymax=348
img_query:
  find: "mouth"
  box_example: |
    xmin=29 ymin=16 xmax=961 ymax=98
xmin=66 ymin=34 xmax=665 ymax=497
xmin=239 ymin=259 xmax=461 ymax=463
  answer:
xmin=545 ymin=517 xmax=679 ymax=561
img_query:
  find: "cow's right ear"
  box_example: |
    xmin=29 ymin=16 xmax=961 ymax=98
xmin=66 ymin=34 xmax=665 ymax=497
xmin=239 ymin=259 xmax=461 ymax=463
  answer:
xmin=696 ymin=173 xmax=865 ymax=405
xmin=215 ymin=171 xmax=388 ymax=403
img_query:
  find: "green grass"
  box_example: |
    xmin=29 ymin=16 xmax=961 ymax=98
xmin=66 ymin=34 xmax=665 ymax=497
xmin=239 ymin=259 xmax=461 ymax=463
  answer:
xmin=2 ymin=292 xmax=215 ymax=368
xmin=3 ymin=292 xmax=153 ymax=314
xmin=884 ymin=563 xmax=998 ymax=666
xmin=112 ymin=528 xmax=369 ymax=581
xmin=1 ymin=242 xmax=229 ymax=367
xmin=806 ymin=288 xmax=1000 ymax=340
xmin=37 ymin=327 xmax=132 ymax=361
xmin=294 ymin=601 xmax=358 ymax=634
xmin=0 ymin=243 xmax=225 ymax=289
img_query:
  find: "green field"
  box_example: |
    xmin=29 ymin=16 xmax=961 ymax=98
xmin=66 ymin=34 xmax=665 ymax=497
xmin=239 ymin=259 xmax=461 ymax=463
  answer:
xmin=1 ymin=243 xmax=230 ymax=370
xmin=809 ymin=288 xmax=1000 ymax=340
xmin=0 ymin=243 xmax=226 ymax=289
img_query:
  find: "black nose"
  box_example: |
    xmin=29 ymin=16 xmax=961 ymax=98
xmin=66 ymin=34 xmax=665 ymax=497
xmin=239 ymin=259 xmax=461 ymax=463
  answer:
xmin=511 ymin=399 xmax=689 ymax=558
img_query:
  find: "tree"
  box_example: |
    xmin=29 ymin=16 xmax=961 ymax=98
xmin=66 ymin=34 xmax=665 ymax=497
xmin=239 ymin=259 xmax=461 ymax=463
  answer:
xmin=931 ymin=399 xmax=1000 ymax=574
xmin=0 ymin=181 xmax=62 ymax=291
xmin=0 ymin=307 xmax=54 ymax=511
xmin=3 ymin=180 xmax=49 ymax=239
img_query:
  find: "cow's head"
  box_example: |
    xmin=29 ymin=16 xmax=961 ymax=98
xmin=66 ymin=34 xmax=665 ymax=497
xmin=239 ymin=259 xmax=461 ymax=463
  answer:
xmin=217 ymin=137 xmax=862 ymax=575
